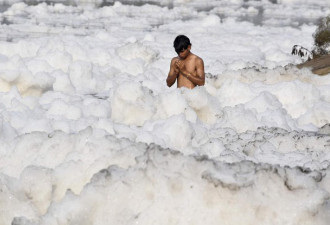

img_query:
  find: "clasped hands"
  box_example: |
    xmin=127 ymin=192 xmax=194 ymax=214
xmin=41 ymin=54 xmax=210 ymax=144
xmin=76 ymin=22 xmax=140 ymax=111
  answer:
xmin=175 ymin=60 xmax=189 ymax=78
xmin=175 ymin=60 xmax=185 ymax=71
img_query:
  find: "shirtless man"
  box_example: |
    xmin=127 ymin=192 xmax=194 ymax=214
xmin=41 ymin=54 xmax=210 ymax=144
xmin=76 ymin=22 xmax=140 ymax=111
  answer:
xmin=166 ymin=35 xmax=205 ymax=89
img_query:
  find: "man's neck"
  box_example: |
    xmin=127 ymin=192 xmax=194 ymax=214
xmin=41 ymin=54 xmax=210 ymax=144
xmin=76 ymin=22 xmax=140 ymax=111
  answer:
xmin=180 ymin=52 xmax=192 ymax=60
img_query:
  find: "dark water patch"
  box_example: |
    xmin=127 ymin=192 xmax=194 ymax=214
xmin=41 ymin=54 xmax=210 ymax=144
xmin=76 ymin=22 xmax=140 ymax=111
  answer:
xmin=1 ymin=16 xmax=12 ymax=25
xmin=241 ymin=4 xmax=264 ymax=26
xmin=244 ymin=0 xmax=278 ymax=3
xmin=99 ymin=0 xmax=173 ymax=8
xmin=0 ymin=4 xmax=10 ymax=12
xmin=0 ymin=0 xmax=323 ymax=28
xmin=23 ymin=0 xmax=78 ymax=6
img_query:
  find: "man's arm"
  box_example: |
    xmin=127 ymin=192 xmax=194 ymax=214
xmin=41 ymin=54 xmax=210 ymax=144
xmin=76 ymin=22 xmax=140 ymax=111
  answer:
xmin=178 ymin=58 xmax=205 ymax=86
xmin=166 ymin=58 xmax=179 ymax=87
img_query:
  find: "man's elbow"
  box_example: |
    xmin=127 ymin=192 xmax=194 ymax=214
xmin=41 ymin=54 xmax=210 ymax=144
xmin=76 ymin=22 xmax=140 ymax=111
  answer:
xmin=166 ymin=79 xmax=173 ymax=87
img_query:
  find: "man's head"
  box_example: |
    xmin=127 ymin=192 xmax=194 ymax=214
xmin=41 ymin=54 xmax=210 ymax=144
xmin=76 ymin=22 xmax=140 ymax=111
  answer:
xmin=174 ymin=35 xmax=191 ymax=59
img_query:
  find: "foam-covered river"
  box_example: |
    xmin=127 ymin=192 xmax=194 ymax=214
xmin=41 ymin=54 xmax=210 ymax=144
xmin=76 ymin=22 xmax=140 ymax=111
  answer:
xmin=0 ymin=0 xmax=330 ymax=224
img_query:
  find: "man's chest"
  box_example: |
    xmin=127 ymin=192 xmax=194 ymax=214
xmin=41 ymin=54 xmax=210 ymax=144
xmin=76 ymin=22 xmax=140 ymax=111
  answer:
xmin=183 ymin=59 xmax=196 ymax=72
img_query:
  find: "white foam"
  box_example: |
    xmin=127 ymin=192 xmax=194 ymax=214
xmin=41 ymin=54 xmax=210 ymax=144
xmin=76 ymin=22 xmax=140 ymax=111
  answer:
xmin=0 ymin=1 xmax=329 ymax=224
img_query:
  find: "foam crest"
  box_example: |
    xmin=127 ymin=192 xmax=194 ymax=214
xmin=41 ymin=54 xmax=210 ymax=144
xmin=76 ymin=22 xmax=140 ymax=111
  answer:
xmin=111 ymin=81 xmax=155 ymax=126
xmin=0 ymin=1 xmax=329 ymax=224
xmin=10 ymin=144 xmax=328 ymax=225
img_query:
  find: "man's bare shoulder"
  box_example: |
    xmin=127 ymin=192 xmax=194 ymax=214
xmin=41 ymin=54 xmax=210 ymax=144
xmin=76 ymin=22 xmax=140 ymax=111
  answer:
xmin=171 ymin=57 xmax=180 ymax=61
xmin=196 ymin=54 xmax=204 ymax=61
xmin=190 ymin=53 xmax=203 ymax=62
xmin=170 ymin=57 xmax=179 ymax=65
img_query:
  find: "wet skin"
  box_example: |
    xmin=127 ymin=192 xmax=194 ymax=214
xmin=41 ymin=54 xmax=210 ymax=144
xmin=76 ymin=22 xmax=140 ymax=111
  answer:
xmin=166 ymin=45 xmax=205 ymax=89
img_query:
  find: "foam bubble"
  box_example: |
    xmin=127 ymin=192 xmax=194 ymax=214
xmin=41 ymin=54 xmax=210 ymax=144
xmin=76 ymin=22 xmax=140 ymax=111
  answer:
xmin=0 ymin=1 xmax=329 ymax=224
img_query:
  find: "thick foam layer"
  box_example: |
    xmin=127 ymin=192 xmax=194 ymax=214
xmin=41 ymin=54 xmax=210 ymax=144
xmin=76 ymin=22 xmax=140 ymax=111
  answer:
xmin=0 ymin=1 xmax=329 ymax=225
xmin=1 ymin=131 xmax=330 ymax=225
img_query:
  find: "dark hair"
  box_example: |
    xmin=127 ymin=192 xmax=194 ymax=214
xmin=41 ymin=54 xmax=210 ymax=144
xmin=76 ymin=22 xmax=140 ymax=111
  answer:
xmin=173 ymin=35 xmax=191 ymax=54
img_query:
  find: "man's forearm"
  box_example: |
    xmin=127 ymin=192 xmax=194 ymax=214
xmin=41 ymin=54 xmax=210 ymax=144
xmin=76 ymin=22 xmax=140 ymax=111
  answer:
xmin=166 ymin=74 xmax=177 ymax=87
xmin=181 ymin=70 xmax=205 ymax=86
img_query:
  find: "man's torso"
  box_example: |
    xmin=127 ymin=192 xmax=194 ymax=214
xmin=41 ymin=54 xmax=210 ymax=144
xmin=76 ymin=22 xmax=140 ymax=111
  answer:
xmin=176 ymin=54 xmax=199 ymax=89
